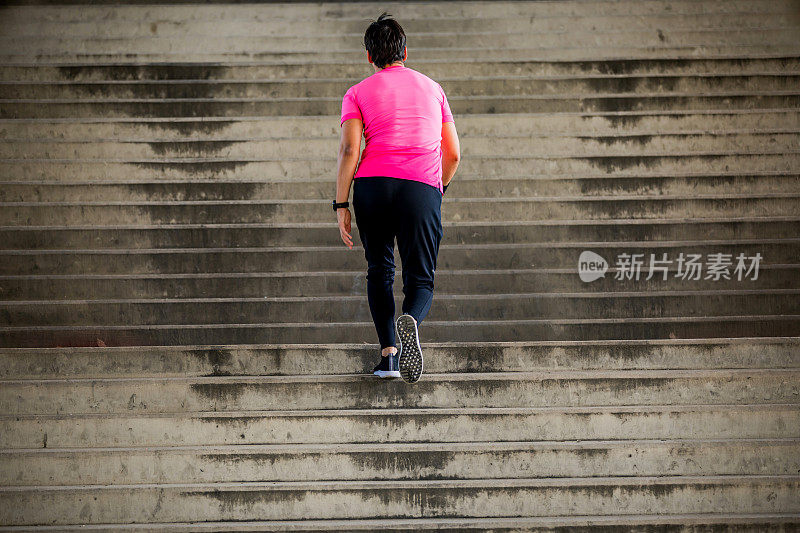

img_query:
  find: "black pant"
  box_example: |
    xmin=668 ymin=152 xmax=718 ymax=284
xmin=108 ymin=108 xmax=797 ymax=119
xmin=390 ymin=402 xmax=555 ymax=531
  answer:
xmin=352 ymin=176 xmax=444 ymax=349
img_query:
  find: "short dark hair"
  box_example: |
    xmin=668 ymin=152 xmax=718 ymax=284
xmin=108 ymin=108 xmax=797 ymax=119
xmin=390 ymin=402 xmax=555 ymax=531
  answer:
xmin=364 ymin=13 xmax=406 ymax=68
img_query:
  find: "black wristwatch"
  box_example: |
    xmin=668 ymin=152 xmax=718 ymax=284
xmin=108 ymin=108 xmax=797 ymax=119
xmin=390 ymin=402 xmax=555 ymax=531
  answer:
xmin=332 ymin=200 xmax=350 ymax=211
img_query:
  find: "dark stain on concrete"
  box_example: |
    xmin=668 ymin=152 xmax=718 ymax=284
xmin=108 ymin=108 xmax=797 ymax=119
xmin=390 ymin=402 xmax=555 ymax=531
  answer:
xmin=571 ymin=446 xmax=611 ymax=459
xmin=580 ymin=134 xmax=655 ymax=147
xmin=190 ymin=382 xmax=252 ymax=406
xmin=199 ymin=452 xmax=284 ymax=468
xmin=452 ymin=346 xmax=506 ymax=372
xmin=126 ymin=181 xmax=262 ymax=201
xmin=581 ymin=377 xmax=675 ymax=396
xmin=596 ymin=344 xmax=655 ymax=363
xmin=587 ymin=96 xmax=644 ymax=113
xmin=56 ymin=64 xmax=229 ymax=82
xmin=582 ymin=153 xmax=726 ymax=173
xmin=584 ymin=76 xmax=639 ymax=93
xmin=146 ymin=140 xmax=239 ymax=156
xmin=133 ymin=160 xmax=249 ymax=175
xmin=602 ymin=113 xmax=647 ymax=129
xmin=350 ymin=450 xmax=455 ymax=479
xmin=581 ymin=59 xmax=701 ymax=76
xmin=192 ymin=488 xmax=311 ymax=514
xmin=143 ymin=120 xmax=238 ymax=135
xmin=192 ymin=348 xmax=234 ymax=377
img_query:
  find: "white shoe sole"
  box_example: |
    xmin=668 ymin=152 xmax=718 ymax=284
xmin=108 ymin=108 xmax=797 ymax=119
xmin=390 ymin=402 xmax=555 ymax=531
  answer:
xmin=373 ymin=370 xmax=402 ymax=379
xmin=396 ymin=314 xmax=423 ymax=384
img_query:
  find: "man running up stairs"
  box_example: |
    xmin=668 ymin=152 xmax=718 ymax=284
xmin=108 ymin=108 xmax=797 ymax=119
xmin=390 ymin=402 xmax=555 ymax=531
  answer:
xmin=0 ymin=1 xmax=799 ymax=529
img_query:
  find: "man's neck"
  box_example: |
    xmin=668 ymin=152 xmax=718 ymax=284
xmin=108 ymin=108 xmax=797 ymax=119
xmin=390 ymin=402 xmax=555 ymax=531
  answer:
xmin=373 ymin=61 xmax=404 ymax=73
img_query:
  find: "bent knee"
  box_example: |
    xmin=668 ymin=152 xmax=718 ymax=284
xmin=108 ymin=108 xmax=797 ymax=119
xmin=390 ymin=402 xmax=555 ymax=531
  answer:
xmin=367 ymin=264 xmax=395 ymax=281
xmin=403 ymin=273 xmax=435 ymax=290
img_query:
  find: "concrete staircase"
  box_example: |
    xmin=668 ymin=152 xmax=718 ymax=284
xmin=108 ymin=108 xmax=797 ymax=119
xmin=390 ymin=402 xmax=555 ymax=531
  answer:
xmin=1 ymin=0 xmax=799 ymax=529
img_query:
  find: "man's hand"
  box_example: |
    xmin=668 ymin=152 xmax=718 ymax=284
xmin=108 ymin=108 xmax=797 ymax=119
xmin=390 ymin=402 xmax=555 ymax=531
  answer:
xmin=337 ymin=208 xmax=353 ymax=249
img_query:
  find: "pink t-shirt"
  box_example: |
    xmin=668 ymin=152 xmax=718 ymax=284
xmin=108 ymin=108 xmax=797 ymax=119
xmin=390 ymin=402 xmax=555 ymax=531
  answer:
xmin=340 ymin=64 xmax=454 ymax=193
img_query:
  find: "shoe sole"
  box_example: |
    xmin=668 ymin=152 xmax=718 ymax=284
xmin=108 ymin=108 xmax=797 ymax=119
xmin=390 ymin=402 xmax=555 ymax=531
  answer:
xmin=373 ymin=370 xmax=402 ymax=379
xmin=396 ymin=314 xmax=423 ymax=384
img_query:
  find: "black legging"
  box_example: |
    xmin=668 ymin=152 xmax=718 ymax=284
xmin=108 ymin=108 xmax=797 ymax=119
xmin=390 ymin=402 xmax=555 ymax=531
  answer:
xmin=352 ymin=176 xmax=444 ymax=349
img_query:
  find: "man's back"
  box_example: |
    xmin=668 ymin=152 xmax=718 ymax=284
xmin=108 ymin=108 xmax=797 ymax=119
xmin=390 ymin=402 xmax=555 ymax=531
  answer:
xmin=340 ymin=64 xmax=454 ymax=192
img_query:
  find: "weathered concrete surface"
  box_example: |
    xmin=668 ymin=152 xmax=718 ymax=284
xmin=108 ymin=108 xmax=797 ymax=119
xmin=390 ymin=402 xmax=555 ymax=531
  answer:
xmin=4 ymin=439 xmax=799 ymax=485
xmin=2 ymin=476 xmax=800 ymax=525
xmin=2 ymin=339 xmax=797 ymax=378
xmin=1 ymin=0 xmax=799 ymax=529
xmin=4 ymin=404 xmax=799 ymax=449
xmin=4 ymin=369 xmax=799 ymax=414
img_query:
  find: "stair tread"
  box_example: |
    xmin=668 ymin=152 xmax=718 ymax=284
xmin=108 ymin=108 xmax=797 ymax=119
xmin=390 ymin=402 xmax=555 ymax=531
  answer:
xmin=10 ymin=150 xmax=799 ymax=161
xmin=3 ymin=238 xmax=796 ymax=254
xmin=5 ymin=473 xmax=800 ymax=492
xmin=2 ymin=336 xmax=796 ymax=350
xmin=6 ymin=315 xmax=799 ymax=327
xmin=7 ymin=130 xmax=800 ymax=141
xmin=5 ymin=436 xmax=799 ymax=454
xmin=6 ymin=89 xmax=800 ymax=102
xmin=3 ymin=108 xmax=799 ymax=121
xmin=6 ymin=402 xmax=799 ymax=420
xmin=4 ymin=288 xmax=800 ymax=304
xmin=3 ymin=367 xmax=798 ymax=385
xmin=12 ymin=513 xmax=798 ymax=530
xmin=5 ymin=72 xmax=800 ymax=84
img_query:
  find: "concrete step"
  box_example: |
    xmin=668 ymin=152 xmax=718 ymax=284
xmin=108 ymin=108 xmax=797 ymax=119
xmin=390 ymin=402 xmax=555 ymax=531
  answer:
xmin=4 ymin=196 xmax=800 ymax=225
xmin=8 ymin=45 xmax=799 ymax=65
xmin=2 ymin=111 xmax=799 ymax=139
xmin=1 ymin=240 xmax=791 ymax=274
xmin=4 ymin=369 xmax=798 ymax=415
xmin=3 ymin=338 xmax=795 ymax=379
xmin=6 ymin=1 xmax=797 ymax=22
xmin=4 ymin=438 xmax=798 ymax=486
xmin=4 ymin=13 xmax=798 ymax=39
xmin=2 ymin=475 xmax=799 ymax=525
xmin=4 ymin=58 xmax=799 ymax=83
xmin=4 ymin=404 xmax=799 ymax=448
xmin=2 ymin=267 xmax=798 ymax=301
xmin=4 ymin=93 xmax=799 ymax=119
xmin=5 ymin=152 xmax=797 ymax=181
xmin=3 ymin=175 xmax=799 ymax=203
xmin=0 ymin=515 xmax=796 ymax=532
xmin=7 ymin=316 xmax=800 ymax=347
xmin=4 ymin=133 xmax=797 ymax=160
xmin=2 ymin=217 xmax=799 ymax=250
xmin=4 ymin=291 xmax=800 ymax=327
xmin=4 ymin=74 xmax=800 ymax=101
xmin=4 ymin=28 xmax=800 ymax=56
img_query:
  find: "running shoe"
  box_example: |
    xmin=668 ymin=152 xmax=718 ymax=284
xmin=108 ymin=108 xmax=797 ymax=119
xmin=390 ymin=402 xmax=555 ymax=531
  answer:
xmin=396 ymin=313 xmax=423 ymax=383
xmin=373 ymin=352 xmax=401 ymax=379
